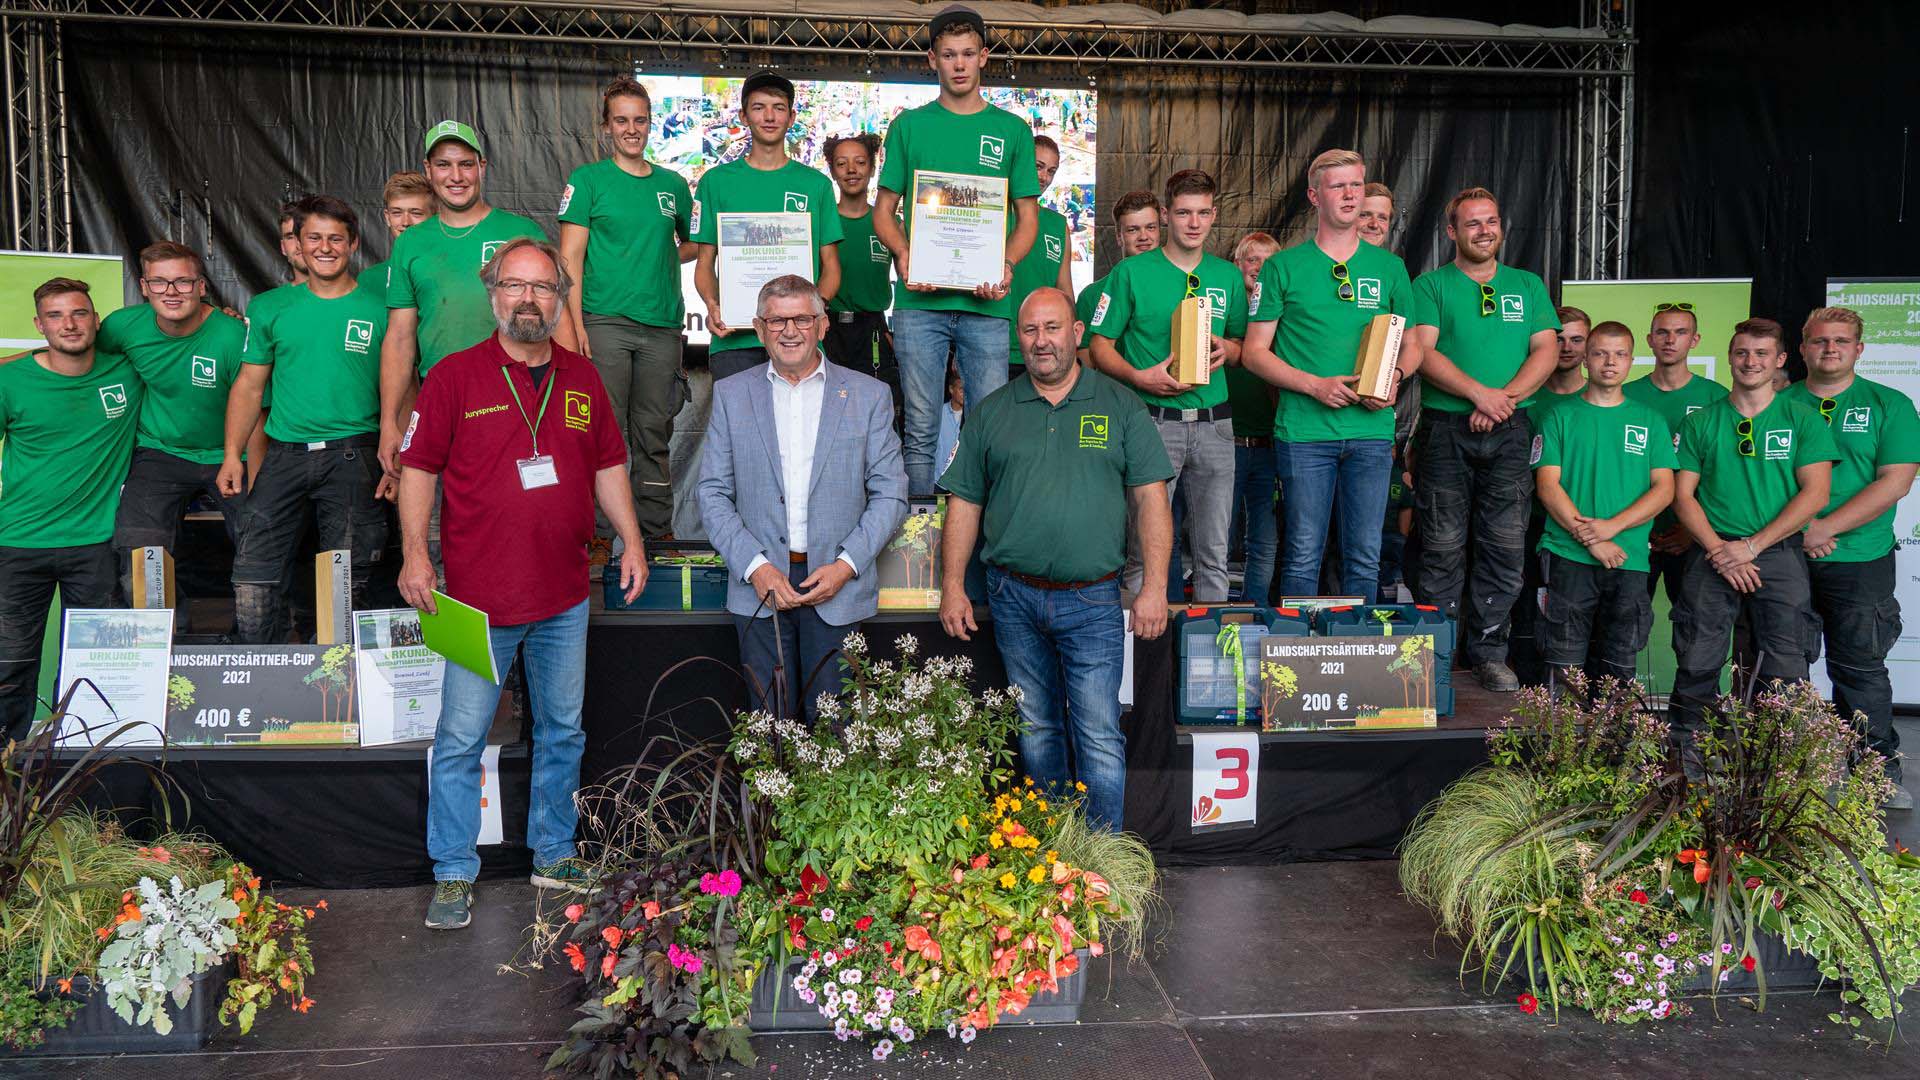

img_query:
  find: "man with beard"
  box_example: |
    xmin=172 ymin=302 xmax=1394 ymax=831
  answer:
xmin=0 ymin=279 xmax=144 ymax=740
xmin=399 ymin=238 xmax=647 ymax=928
xmin=221 ymin=196 xmax=391 ymax=642
xmin=1408 ymin=187 xmax=1560 ymax=691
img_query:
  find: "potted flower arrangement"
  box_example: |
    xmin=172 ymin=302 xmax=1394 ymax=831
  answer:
xmin=1400 ymin=673 xmax=1920 ymax=1031
xmin=535 ymin=633 xmax=1157 ymax=1075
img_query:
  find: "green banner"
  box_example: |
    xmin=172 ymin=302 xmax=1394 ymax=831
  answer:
xmin=1558 ymin=278 xmax=1751 ymax=388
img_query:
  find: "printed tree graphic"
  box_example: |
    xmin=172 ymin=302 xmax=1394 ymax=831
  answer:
xmin=303 ymin=645 xmax=355 ymax=725
xmin=1387 ymin=636 xmax=1430 ymax=709
xmin=886 ymin=512 xmax=938 ymax=590
xmin=166 ymin=674 xmax=196 ymax=715
xmin=1260 ymin=660 xmax=1298 ymax=721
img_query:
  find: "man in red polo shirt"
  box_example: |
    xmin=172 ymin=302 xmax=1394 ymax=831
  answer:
xmin=397 ymin=237 xmax=647 ymax=930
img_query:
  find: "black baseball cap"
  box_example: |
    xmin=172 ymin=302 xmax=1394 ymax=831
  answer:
xmin=928 ymin=4 xmax=987 ymax=44
xmin=740 ymin=70 xmax=795 ymax=105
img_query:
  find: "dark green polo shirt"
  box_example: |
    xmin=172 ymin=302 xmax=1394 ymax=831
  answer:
xmin=939 ymin=367 xmax=1173 ymax=583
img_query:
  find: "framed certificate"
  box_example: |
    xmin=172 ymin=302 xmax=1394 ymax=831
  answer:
xmin=906 ymin=170 xmax=1008 ymax=291
xmin=717 ymin=212 xmax=814 ymax=327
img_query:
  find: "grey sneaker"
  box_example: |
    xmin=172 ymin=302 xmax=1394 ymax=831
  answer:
xmin=1473 ymin=661 xmax=1520 ymax=692
xmin=425 ymin=880 xmax=473 ymax=930
xmin=1885 ymin=760 xmax=1914 ymax=811
xmin=530 ymin=857 xmax=600 ymax=893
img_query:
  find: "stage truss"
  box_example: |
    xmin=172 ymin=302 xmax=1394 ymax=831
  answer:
xmin=1 ymin=0 xmax=1633 ymax=275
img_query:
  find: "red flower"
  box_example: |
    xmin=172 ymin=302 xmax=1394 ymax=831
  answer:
xmin=565 ymin=903 xmax=586 ymax=924
xmin=787 ymin=915 xmax=804 ymax=935
xmin=1628 ymin=889 xmax=1649 ymax=905
xmin=790 ymin=933 xmax=806 ymax=949
xmin=854 ymin=916 xmax=874 ymax=931
xmin=600 ymin=950 xmax=617 ymax=979
xmin=970 ymin=853 xmax=991 ymax=870
xmin=1742 ymin=955 xmax=1756 ymax=973
xmin=1744 ymin=876 xmax=1762 ymax=890
xmin=881 ymin=940 xmax=893 ymax=955
xmin=641 ymin=901 xmax=661 ymax=920
xmin=799 ymin=864 xmax=829 ymax=896
xmin=601 ymin=925 xmax=624 ymax=949
xmin=563 ymin=943 xmax=586 ymax=972
xmin=1517 ymin=993 xmax=1539 ymax=1015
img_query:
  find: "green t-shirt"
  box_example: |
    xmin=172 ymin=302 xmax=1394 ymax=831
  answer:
xmin=829 ymin=207 xmax=896 ymax=315
xmin=97 ymin=305 xmax=247 ymax=465
xmin=1676 ymin=395 xmax=1840 ymax=539
xmin=0 ymin=351 xmax=143 ymax=547
xmin=939 ymin=368 xmax=1173 ymax=583
xmin=691 ymin=157 xmax=843 ymax=355
xmin=1089 ymin=250 xmax=1249 ymax=411
xmin=242 ymin=283 xmax=388 ymax=443
xmin=1074 ymin=275 xmax=1104 ymax=352
xmin=1623 ymin=372 xmax=1728 ymax=532
xmin=1533 ymin=395 xmax=1678 ymax=573
xmin=1007 ymin=207 xmax=1070 ymax=358
xmin=1783 ymin=377 xmax=1920 ymax=562
xmin=1225 ymin=368 xmax=1277 ymax=439
xmin=1411 ymin=263 xmax=1559 ymax=414
xmin=1533 ymin=387 xmax=1584 ymax=416
xmin=359 ymin=260 xmax=391 ymax=306
xmin=876 ymin=100 xmax=1043 ymax=319
xmin=387 ymin=208 xmax=546 ymax=374
xmin=1249 ymin=239 xmax=1413 ymax=443
xmin=558 ymin=158 xmax=693 ymax=329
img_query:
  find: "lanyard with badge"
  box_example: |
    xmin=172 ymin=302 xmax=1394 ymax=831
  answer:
xmin=501 ymin=365 xmax=560 ymax=489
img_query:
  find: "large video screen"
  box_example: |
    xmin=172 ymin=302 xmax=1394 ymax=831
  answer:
xmin=639 ymin=75 xmax=1097 ymax=344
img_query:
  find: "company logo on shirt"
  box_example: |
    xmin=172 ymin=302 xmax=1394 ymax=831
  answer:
xmin=344 ymin=319 xmax=375 ymax=354
xmin=1044 ymin=235 xmax=1063 ymax=262
xmin=1842 ymin=406 xmax=1871 ymax=433
xmin=98 ymin=383 xmax=129 ymax=419
xmin=401 ymin=410 xmax=420 ymax=452
xmin=1204 ymin=287 xmax=1228 ymax=315
xmin=1249 ymin=283 xmax=1263 ymax=310
xmin=784 ymin=192 xmax=809 ymax=213
xmin=1078 ymin=414 xmax=1109 ymax=449
xmin=1623 ymin=424 xmax=1648 ymax=456
xmin=1091 ymin=293 xmax=1110 ymax=327
xmin=1763 ymin=429 xmax=1792 ymax=460
xmin=1685 ymin=404 xmax=1703 ymax=415
xmin=657 ymin=192 xmax=677 ymax=217
xmin=1356 ymin=278 xmax=1383 ymax=308
xmin=564 ymin=390 xmax=591 ymax=431
xmin=690 ymin=202 xmax=702 ymax=234
xmin=480 ymin=239 xmax=507 ymax=265
xmin=1528 ymin=434 xmax=1543 ymax=465
xmin=190 ymin=354 xmax=217 ymax=388
xmin=978 ymin=135 xmax=1005 ymax=169
xmin=558 ymin=184 xmax=575 ymax=215
xmin=1500 ymin=294 xmax=1524 ymax=322
xmin=869 ymin=235 xmax=889 ymax=263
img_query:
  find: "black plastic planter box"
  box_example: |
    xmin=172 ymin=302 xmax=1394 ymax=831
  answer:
xmin=18 ymin=962 xmax=232 ymax=1056
xmin=748 ymin=948 xmax=1090 ymax=1031
xmin=1680 ymin=931 xmax=1826 ymax=993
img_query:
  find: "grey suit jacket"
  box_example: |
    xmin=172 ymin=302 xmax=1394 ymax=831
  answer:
xmin=697 ymin=358 xmax=909 ymax=625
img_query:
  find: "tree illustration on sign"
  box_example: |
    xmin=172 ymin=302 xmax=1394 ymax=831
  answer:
xmin=166 ymin=674 xmax=196 ymax=714
xmin=885 ymin=511 xmax=938 ymax=590
xmin=302 ymin=645 xmax=355 ymax=725
xmin=1260 ymin=660 xmax=1298 ymax=721
xmin=1387 ymin=636 xmax=1429 ymax=709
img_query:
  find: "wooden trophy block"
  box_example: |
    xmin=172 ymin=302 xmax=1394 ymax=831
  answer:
xmin=1170 ymin=295 xmax=1214 ymax=386
xmin=1354 ymin=313 xmax=1405 ymax=403
xmin=130 ymin=546 xmax=176 ymax=610
xmin=315 ymin=550 xmax=353 ymax=645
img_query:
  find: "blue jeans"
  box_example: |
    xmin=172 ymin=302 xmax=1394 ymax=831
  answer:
xmin=1273 ymin=439 xmax=1393 ymax=603
xmin=1230 ymin=443 xmax=1278 ymax=604
xmin=988 ymin=569 xmax=1128 ymax=831
xmin=893 ymin=308 xmax=1010 ymax=496
xmin=428 ymin=599 xmax=588 ymax=882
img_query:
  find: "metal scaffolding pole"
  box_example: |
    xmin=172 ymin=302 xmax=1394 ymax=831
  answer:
xmin=1573 ymin=0 xmax=1634 ymax=279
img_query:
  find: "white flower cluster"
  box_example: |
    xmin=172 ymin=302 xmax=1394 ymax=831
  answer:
xmin=900 ymin=673 xmax=934 ymax=702
xmin=816 ymin=693 xmax=841 ymax=719
xmin=751 ymin=767 xmax=794 ymax=800
xmin=842 ymin=631 xmax=867 ymax=654
xmin=895 ymin=633 xmax=919 ymax=656
xmin=925 ymin=655 xmax=974 ymax=679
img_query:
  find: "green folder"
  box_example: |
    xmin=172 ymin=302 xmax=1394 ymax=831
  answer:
xmin=420 ymin=591 xmax=498 ymax=683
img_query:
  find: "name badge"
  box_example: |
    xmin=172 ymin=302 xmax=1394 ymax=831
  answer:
xmin=517 ymin=454 xmax=559 ymax=490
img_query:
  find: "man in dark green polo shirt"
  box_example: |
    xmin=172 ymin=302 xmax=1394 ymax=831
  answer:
xmin=1006 ymin=133 xmax=1074 ymax=380
xmin=1670 ymin=317 xmax=1839 ymax=763
xmin=1407 ymin=186 xmax=1560 ymax=691
xmin=823 ymin=131 xmax=902 ymax=430
xmin=1786 ymin=306 xmax=1920 ymax=807
xmin=939 ymin=287 xmax=1171 ymax=832
xmin=1088 ymin=168 xmax=1248 ymax=603
xmin=0 ymin=278 xmax=143 ymax=740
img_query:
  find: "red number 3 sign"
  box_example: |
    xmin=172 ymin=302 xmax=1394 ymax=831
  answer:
xmin=1191 ymin=732 xmax=1259 ymax=829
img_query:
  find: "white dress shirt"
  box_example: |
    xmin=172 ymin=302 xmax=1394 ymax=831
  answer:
xmin=741 ymin=358 xmax=859 ymax=582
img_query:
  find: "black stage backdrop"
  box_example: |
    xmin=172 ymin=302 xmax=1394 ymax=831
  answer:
xmin=63 ymin=23 xmax=1573 ymax=308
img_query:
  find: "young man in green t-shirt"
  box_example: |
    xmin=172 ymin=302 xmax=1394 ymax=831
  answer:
xmin=221 ymin=195 xmax=392 ymax=644
xmin=872 ymin=4 xmax=1042 ymax=497
xmin=1088 ymin=169 xmax=1248 ymax=602
xmin=378 ymin=120 xmax=546 ymax=479
xmin=98 ymin=240 xmax=258 ymax=608
xmin=557 ymin=76 xmax=695 ymax=541
xmin=1407 ymin=186 xmax=1560 ymax=691
xmin=1227 ymin=231 xmax=1281 ymax=604
xmin=823 ymin=131 xmax=902 ymax=430
xmin=692 ymin=70 xmax=843 ymax=383
xmin=0 ymin=278 xmax=144 ymax=740
xmin=1076 ymin=190 xmax=1161 ymax=365
xmin=1006 ymin=133 xmax=1074 ymax=379
xmin=1787 ymin=306 xmax=1920 ymax=807
xmin=1533 ymin=321 xmax=1675 ymax=686
xmin=1623 ymin=301 xmax=1727 ymax=633
xmin=1669 ymin=317 xmax=1839 ymax=755
xmin=1241 ymin=149 xmax=1417 ymax=605
xmin=1509 ymin=303 xmax=1593 ymax=682
xmin=363 ymin=171 xmax=437 ymax=307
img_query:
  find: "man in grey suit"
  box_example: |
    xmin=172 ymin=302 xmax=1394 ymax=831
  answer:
xmin=698 ymin=274 xmax=908 ymax=721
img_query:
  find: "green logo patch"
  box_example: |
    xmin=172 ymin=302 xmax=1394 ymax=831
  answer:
xmin=1079 ymin=413 xmax=1110 ymax=449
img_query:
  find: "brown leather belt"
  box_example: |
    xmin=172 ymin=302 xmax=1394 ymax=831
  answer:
xmin=1001 ymin=567 xmax=1119 ymax=591
xmin=789 ymin=552 xmax=808 ymax=564
xmin=1233 ymin=435 xmax=1272 ymax=448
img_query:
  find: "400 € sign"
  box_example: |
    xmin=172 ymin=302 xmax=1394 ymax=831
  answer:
xmin=165 ymin=645 xmax=360 ymax=747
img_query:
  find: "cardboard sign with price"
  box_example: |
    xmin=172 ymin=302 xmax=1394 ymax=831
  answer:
xmin=1190 ymin=730 xmax=1260 ymax=833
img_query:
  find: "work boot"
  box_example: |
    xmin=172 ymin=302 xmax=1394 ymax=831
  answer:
xmin=531 ymin=857 xmax=601 ymax=894
xmin=1473 ymin=661 xmax=1520 ymax=692
xmin=425 ymin=880 xmax=473 ymax=930
xmin=1886 ymin=759 xmax=1914 ymax=811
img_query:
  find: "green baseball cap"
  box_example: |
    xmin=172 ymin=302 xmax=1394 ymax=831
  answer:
xmin=423 ymin=119 xmax=483 ymax=156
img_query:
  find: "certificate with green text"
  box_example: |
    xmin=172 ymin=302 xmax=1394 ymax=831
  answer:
xmin=907 ymin=170 xmax=1007 ymax=290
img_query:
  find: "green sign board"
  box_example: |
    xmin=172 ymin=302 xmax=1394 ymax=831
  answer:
xmin=0 ymin=249 xmax=127 ymax=351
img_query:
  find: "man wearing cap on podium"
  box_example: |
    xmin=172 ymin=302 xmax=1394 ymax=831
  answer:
xmin=379 ymin=119 xmax=547 ymax=481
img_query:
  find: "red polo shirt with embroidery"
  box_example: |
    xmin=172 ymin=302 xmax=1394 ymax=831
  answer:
xmin=400 ymin=333 xmax=625 ymax=625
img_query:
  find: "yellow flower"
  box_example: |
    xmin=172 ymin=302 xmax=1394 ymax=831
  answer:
xmin=1024 ymin=776 xmax=1035 ymax=787
xmin=999 ymin=873 xmax=1016 ymax=889
xmin=958 ymin=815 xmax=970 ymax=830
xmin=989 ymin=832 xmax=1004 ymax=849
xmin=1009 ymin=799 xmax=1022 ymax=813
xmin=1074 ymin=781 xmax=1087 ymax=792
xmin=1037 ymin=800 xmax=1049 ymax=811
xmin=1028 ymin=864 xmax=1046 ymax=883
xmin=1046 ymin=850 xmax=1059 ymax=864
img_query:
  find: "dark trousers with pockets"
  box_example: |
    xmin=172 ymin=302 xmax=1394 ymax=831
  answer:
xmin=824 ymin=311 xmax=903 ymax=437
xmin=1414 ymin=409 xmax=1534 ymax=665
xmin=1539 ymin=551 xmax=1652 ymax=684
xmin=0 ymin=543 xmax=116 ymax=741
xmin=1809 ymin=552 xmax=1902 ymax=778
xmin=733 ymin=562 xmax=850 ymax=724
xmin=229 ymin=437 xmax=389 ymax=643
xmin=112 ymin=447 xmax=245 ymax=606
xmin=1668 ymin=536 xmax=1814 ymax=740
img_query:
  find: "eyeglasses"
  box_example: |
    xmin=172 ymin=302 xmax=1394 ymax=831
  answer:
xmin=1479 ymin=282 xmax=1497 ymax=318
xmin=1819 ymin=397 xmax=1838 ymax=425
xmin=1184 ymin=272 xmax=1202 ymax=300
xmin=1331 ymin=262 xmax=1354 ymax=303
xmin=759 ymin=315 xmax=819 ymax=332
xmin=1655 ymin=301 xmax=1695 ymax=313
xmin=494 ymin=279 xmax=559 ymax=299
xmin=142 ymin=276 xmax=202 ymax=294
xmin=1735 ymin=416 xmax=1755 ymax=457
